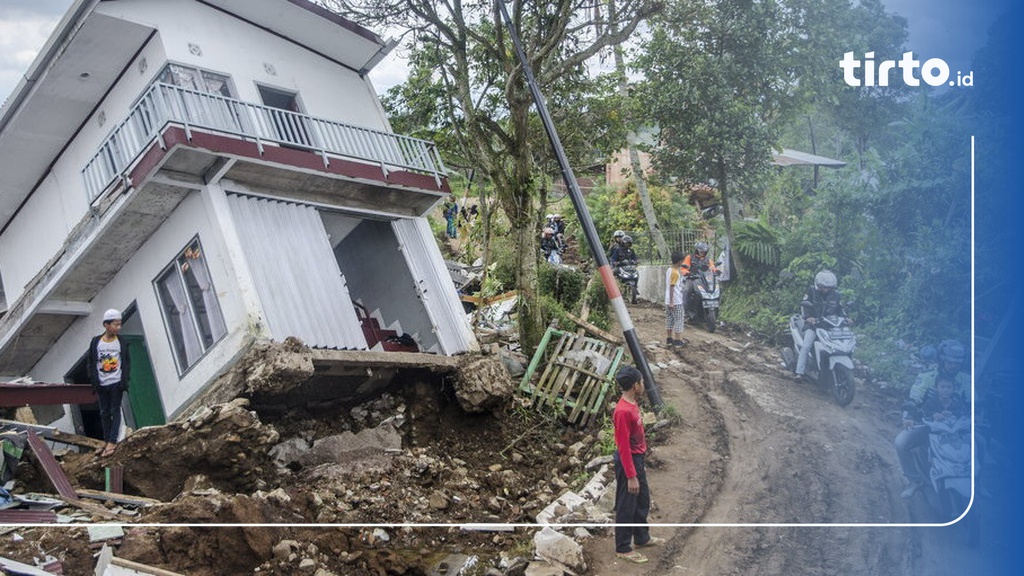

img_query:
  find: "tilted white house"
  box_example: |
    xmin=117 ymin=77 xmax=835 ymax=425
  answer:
xmin=0 ymin=0 xmax=474 ymax=434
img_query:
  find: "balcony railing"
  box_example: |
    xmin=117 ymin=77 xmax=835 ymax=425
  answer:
xmin=82 ymin=82 xmax=447 ymax=200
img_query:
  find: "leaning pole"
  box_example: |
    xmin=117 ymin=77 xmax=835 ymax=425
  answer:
xmin=495 ymin=0 xmax=663 ymax=409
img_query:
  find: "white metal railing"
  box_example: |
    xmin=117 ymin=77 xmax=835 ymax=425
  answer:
xmin=82 ymin=82 xmax=447 ymax=200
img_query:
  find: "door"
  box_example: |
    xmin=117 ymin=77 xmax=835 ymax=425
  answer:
xmin=257 ymin=85 xmax=314 ymax=148
xmin=122 ymin=335 xmax=166 ymax=428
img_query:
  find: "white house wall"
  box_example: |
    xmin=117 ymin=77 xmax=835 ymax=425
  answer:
xmin=28 ymin=191 xmax=252 ymax=425
xmin=95 ymin=0 xmax=388 ymax=129
xmin=0 ymin=37 xmax=169 ymax=306
xmin=2 ymin=0 xmax=389 ymax=306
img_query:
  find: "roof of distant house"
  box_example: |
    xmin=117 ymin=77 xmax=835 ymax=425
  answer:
xmin=771 ymin=149 xmax=847 ymax=168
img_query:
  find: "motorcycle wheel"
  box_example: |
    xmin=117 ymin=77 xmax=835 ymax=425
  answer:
xmin=705 ymin=308 xmax=717 ymax=333
xmin=831 ymin=364 xmax=855 ymax=407
xmin=781 ymin=348 xmax=796 ymax=372
xmin=630 ymin=283 xmax=638 ymax=305
xmin=946 ymin=489 xmax=980 ymax=547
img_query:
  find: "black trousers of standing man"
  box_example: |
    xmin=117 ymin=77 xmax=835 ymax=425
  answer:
xmin=614 ymin=451 xmax=652 ymax=553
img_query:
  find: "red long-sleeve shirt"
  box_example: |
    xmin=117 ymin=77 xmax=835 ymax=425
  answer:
xmin=613 ymin=397 xmax=647 ymax=478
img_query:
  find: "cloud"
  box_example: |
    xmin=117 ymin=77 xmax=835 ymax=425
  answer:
xmin=0 ymin=9 xmax=66 ymax=102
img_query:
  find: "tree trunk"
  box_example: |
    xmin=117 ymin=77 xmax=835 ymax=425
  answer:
xmin=716 ymin=156 xmax=740 ymax=278
xmin=612 ymin=9 xmax=669 ymax=262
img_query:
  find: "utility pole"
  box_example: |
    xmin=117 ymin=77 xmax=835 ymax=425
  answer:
xmin=495 ymin=0 xmax=663 ymax=409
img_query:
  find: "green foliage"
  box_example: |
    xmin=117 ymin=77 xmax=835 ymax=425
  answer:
xmin=538 ymin=265 xmax=586 ymax=311
xmin=733 ymin=219 xmax=782 ymax=270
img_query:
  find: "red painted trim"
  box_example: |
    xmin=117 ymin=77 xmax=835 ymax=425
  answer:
xmin=26 ymin=430 xmax=79 ymax=502
xmin=150 ymin=125 xmax=449 ymax=194
xmin=0 ymin=510 xmax=59 ymax=523
xmin=0 ymin=383 xmax=96 ymax=407
xmin=598 ymin=265 xmax=621 ymax=299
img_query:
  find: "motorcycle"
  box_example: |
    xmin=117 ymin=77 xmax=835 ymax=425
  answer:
xmin=911 ymin=416 xmax=980 ymax=546
xmin=615 ymin=262 xmax=640 ymax=304
xmin=781 ymin=314 xmax=856 ymax=406
xmin=684 ymin=270 xmax=721 ymax=333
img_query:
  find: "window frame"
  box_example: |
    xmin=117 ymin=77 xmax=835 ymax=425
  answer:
xmin=153 ymin=236 xmax=227 ymax=376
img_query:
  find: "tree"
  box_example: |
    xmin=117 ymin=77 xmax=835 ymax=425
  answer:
xmin=324 ymin=0 xmax=660 ymax=352
xmin=636 ymin=0 xmax=806 ymax=276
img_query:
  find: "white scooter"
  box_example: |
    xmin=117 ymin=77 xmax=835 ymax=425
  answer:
xmin=781 ymin=314 xmax=856 ymax=406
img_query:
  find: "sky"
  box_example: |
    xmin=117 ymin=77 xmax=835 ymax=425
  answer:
xmin=0 ymin=0 xmax=1008 ymax=107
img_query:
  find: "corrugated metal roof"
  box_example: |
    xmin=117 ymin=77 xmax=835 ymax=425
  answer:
xmin=227 ymin=194 xmax=367 ymax=350
xmin=392 ymin=218 xmax=475 ymax=354
xmin=772 ymin=148 xmax=847 ymax=168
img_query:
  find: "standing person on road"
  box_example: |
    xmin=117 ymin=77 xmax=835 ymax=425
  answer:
xmin=87 ymin=309 xmax=131 ymax=458
xmin=665 ymin=251 xmax=687 ymax=348
xmin=613 ymin=366 xmax=664 ymax=564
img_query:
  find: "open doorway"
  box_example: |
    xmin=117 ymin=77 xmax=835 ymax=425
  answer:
xmin=65 ymin=304 xmax=166 ymax=439
xmin=257 ymin=85 xmax=313 ymax=148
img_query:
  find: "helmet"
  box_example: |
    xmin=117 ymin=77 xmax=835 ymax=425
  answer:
xmin=815 ymin=270 xmax=837 ymax=289
xmin=545 ymin=214 xmax=554 ymax=220
xmin=695 ymin=241 xmax=709 ymax=255
xmin=622 ymin=235 xmax=633 ymax=245
xmin=613 ymin=230 xmax=625 ymax=239
xmin=542 ymin=227 xmax=554 ymax=236
xmin=553 ymin=214 xmax=563 ymax=220
xmin=938 ymin=339 xmax=966 ymax=365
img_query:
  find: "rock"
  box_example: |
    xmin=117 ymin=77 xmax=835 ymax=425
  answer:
xmin=453 ymin=356 xmax=515 ymax=412
xmin=298 ymin=557 xmax=317 ymax=572
xmin=371 ymin=528 xmax=390 ymax=543
xmin=584 ymin=455 xmax=613 ymax=471
xmin=428 ymin=491 xmax=449 ymax=510
xmin=273 ymin=540 xmax=299 ymax=561
xmin=299 ymin=423 xmax=402 ymax=466
xmin=243 ymin=341 xmax=315 ymax=395
xmin=533 ymin=527 xmax=585 ymax=571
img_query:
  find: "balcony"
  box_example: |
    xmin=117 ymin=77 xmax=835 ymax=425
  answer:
xmin=82 ymin=82 xmax=447 ymax=201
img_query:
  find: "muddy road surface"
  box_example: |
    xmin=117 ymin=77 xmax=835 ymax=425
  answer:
xmin=584 ymin=304 xmax=1001 ymax=576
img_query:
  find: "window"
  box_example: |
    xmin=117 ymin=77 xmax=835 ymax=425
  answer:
xmin=158 ymin=64 xmax=232 ymax=97
xmin=154 ymin=238 xmax=227 ymax=373
xmin=156 ymin=64 xmax=240 ymax=133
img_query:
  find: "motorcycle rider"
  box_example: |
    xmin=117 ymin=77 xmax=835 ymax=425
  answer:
xmin=681 ymin=242 xmax=720 ymax=311
xmin=612 ymin=235 xmax=639 ymax=271
xmin=793 ymin=270 xmax=848 ymax=379
xmin=608 ymin=230 xmax=626 ymax=262
xmin=895 ymin=339 xmax=970 ymax=498
xmin=540 ymin=227 xmax=561 ymax=264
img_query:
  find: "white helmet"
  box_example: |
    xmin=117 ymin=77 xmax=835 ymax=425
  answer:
xmin=613 ymin=230 xmax=625 ymax=239
xmin=815 ymin=270 xmax=837 ymax=289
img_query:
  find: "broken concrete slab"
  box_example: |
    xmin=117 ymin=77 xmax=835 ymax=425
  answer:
xmin=533 ymin=527 xmax=585 ymax=573
xmin=452 ymin=356 xmax=515 ymax=413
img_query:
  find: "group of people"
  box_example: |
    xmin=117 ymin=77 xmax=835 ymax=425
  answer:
xmin=442 ymin=200 xmax=479 ymax=239
xmin=663 ymin=242 xmax=720 ymax=347
xmin=540 ymin=214 xmax=568 ymax=263
xmin=789 ymin=270 xmax=973 ymax=501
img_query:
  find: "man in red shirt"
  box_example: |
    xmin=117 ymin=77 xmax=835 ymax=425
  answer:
xmin=613 ymin=366 xmax=664 ymax=563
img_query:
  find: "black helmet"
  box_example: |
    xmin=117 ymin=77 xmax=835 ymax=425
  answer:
xmin=695 ymin=241 xmax=709 ymax=255
xmin=938 ymin=339 xmax=966 ymax=365
xmin=622 ymin=235 xmax=633 ymax=245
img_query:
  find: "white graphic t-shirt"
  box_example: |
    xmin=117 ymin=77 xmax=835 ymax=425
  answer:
xmin=96 ymin=337 xmax=122 ymax=387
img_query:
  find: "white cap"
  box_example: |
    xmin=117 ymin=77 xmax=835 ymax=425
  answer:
xmin=103 ymin=308 xmax=122 ymax=322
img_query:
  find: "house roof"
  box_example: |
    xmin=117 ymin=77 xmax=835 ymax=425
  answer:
xmin=771 ymin=148 xmax=847 ymax=168
xmin=0 ymin=0 xmax=392 ymax=231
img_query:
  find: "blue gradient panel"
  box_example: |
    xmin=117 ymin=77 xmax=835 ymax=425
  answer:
xmin=927 ymin=0 xmax=1021 ymax=573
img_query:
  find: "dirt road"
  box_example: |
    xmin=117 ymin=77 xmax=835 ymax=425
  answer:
xmin=583 ymin=304 xmax=998 ymax=576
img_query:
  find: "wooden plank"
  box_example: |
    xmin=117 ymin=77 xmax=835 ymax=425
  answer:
xmin=564 ymin=312 xmax=623 ymax=344
xmin=531 ymin=333 xmax=569 ymax=405
xmin=77 ymin=488 xmax=162 ymax=507
xmin=25 ymin=430 xmax=78 ymax=502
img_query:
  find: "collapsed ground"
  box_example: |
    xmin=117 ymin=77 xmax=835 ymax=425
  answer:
xmin=0 ymin=303 xmax=1000 ymax=575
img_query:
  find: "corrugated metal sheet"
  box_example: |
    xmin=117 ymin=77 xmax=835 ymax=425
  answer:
xmin=227 ymin=194 xmax=367 ymax=350
xmin=392 ymin=217 xmax=475 ymax=354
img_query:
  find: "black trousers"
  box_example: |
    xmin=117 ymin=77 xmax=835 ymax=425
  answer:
xmin=96 ymin=385 xmax=124 ymax=444
xmin=614 ymin=452 xmax=651 ymax=553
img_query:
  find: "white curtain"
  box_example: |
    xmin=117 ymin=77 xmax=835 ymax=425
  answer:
xmin=184 ymin=250 xmax=227 ymax=344
xmin=162 ymin=270 xmax=202 ymax=368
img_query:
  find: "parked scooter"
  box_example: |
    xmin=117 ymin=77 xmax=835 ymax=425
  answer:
xmin=781 ymin=314 xmax=856 ymax=406
xmin=615 ymin=262 xmax=640 ymax=304
xmin=684 ymin=270 xmax=721 ymax=333
xmin=911 ymin=416 xmax=980 ymax=546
